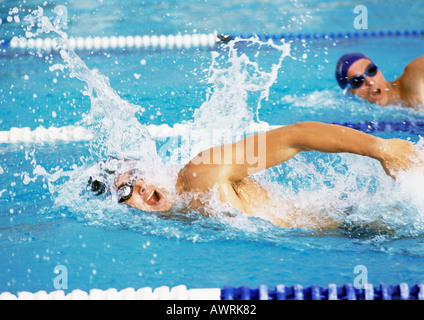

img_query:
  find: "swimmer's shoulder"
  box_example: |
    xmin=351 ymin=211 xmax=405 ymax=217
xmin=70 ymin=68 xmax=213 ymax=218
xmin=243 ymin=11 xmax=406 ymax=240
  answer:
xmin=405 ymin=56 xmax=424 ymax=70
xmin=400 ymin=56 xmax=424 ymax=84
xmin=176 ymin=159 xmax=248 ymax=214
xmin=396 ymin=56 xmax=424 ymax=104
xmin=176 ymin=157 xmax=231 ymax=194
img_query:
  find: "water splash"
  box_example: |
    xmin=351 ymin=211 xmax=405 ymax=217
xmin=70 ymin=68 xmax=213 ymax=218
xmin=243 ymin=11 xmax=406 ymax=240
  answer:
xmin=171 ymin=36 xmax=291 ymax=165
xmin=19 ymin=8 xmax=178 ymax=228
xmin=273 ymin=137 xmax=424 ymax=241
xmin=20 ymin=8 xmax=299 ymax=241
xmin=19 ymin=7 xmax=424 ymax=246
xmin=24 ymin=8 xmax=157 ymax=161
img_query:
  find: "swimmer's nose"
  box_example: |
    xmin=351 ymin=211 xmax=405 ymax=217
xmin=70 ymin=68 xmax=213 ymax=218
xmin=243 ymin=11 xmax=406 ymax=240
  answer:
xmin=363 ymin=78 xmax=376 ymax=95
xmin=364 ymin=77 xmax=374 ymax=87
xmin=134 ymin=180 xmax=147 ymax=194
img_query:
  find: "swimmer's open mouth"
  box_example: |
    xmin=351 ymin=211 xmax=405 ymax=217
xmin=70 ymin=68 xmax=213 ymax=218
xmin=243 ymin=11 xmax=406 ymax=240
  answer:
xmin=146 ymin=190 xmax=162 ymax=206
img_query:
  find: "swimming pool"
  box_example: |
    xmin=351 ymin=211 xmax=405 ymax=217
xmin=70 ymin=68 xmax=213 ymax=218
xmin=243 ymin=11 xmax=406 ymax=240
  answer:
xmin=1 ymin=0 xmax=424 ymax=298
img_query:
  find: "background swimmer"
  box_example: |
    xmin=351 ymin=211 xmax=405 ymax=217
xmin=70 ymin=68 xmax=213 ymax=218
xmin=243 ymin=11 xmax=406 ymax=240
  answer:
xmin=335 ymin=53 xmax=424 ymax=107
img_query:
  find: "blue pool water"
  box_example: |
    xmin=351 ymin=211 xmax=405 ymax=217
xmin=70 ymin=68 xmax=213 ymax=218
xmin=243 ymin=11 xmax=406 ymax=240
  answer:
xmin=1 ymin=0 xmax=424 ymax=295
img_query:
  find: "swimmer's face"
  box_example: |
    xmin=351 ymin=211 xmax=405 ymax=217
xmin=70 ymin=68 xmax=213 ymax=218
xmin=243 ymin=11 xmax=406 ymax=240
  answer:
xmin=347 ymin=58 xmax=390 ymax=106
xmin=115 ymin=170 xmax=174 ymax=212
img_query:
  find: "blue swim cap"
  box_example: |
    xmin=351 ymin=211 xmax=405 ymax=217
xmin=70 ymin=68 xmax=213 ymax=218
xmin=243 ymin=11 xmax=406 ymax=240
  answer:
xmin=335 ymin=53 xmax=370 ymax=89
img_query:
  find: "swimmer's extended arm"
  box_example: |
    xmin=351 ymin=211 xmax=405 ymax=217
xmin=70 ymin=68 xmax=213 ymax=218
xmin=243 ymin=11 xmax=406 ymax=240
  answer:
xmin=260 ymin=121 xmax=382 ymax=167
xmin=189 ymin=121 xmax=422 ymax=183
xmin=262 ymin=122 xmax=422 ymax=179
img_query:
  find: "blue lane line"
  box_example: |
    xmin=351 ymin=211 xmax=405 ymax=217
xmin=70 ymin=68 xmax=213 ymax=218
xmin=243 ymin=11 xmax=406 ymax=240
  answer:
xmin=221 ymin=283 xmax=424 ymax=300
xmin=331 ymin=120 xmax=424 ymax=134
xmin=220 ymin=29 xmax=424 ymax=42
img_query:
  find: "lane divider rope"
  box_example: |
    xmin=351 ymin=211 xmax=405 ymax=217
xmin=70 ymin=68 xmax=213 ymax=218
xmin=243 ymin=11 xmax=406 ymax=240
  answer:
xmin=0 ymin=125 xmax=93 ymax=143
xmin=331 ymin=120 xmax=424 ymax=133
xmin=1 ymin=283 xmax=423 ymax=300
xmin=0 ymin=285 xmax=221 ymax=300
xmin=0 ymin=32 xmax=219 ymax=52
xmin=0 ymin=120 xmax=423 ymax=144
xmin=1 ymin=29 xmax=423 ymax=53
xmin=221 ymin=283 xmax=424 ymax=300
xmin=219 ymin=29 xmax=424 ymax=42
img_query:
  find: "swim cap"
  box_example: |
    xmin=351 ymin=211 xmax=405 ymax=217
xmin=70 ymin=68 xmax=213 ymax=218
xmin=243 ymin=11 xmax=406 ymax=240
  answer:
xmin=335 ymin=53 xmax=370 ymax=89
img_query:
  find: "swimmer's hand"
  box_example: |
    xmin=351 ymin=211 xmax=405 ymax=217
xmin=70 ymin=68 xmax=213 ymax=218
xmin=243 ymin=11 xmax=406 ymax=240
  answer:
xmin=378 ymin=139 xmax=424 ymax=179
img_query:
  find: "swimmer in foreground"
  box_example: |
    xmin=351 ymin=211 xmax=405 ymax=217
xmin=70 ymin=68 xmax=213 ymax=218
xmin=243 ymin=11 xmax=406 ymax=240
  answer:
xmin=335 ymin=53 xmax=424 ymax=107
xmin=90 ymin=122 xmax=424 ymax=228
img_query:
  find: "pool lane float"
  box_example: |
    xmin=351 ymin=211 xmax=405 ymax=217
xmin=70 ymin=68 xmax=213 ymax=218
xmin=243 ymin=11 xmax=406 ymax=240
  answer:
xmin=1 ymin=121 xmax=423 ymax=144
xmin=1 ymin=283 xmax=423 ymax=300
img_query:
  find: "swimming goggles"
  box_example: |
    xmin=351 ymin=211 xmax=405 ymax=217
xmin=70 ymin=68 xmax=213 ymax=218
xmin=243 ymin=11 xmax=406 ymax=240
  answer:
xmin=116 ymin=169 xmax=143 ymax=203
xmin=117 ymin=182 xmax=134 ymax=203
xmin=346 ymin=63 xmax=378 ymax=91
